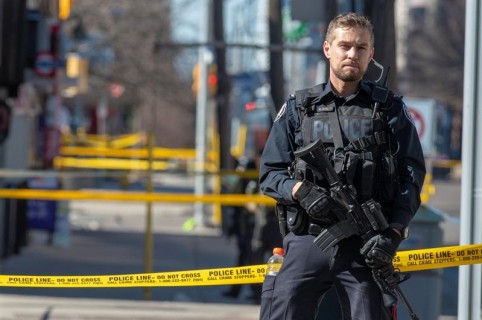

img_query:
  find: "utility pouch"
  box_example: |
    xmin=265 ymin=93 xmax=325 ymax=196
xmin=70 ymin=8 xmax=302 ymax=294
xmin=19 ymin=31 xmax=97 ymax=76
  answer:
xmin=286 ymin=204 xmax=308 ymax=234
xmin=344 ymin=151 xmax=376 ymax=201
xmin=359 ymin=152 xmax=376 ymax=200
xmin=360 ymin=199 xmax=389 ymax=232
xmin=378 ymin=152 xmax=398 ymax=203
xmin=275 ymin=203 xmax=289 ymax=237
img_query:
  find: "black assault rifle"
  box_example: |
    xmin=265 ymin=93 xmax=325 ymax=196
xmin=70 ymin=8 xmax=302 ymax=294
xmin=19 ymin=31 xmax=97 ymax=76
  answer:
xmin=294 ymin=138 xmax=420 ymax=319
xmin=294 ymin=138 xmax=389 ymax=252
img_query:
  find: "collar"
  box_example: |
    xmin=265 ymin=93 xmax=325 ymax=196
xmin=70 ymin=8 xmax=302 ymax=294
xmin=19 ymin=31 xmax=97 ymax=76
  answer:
xmin=311 ymin=80 xmax=372 ymax=105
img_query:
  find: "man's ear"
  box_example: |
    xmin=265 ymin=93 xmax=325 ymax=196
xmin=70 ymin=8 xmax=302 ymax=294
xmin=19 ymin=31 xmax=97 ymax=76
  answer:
xmin=323 ymin=40 xmax=330 ymax=59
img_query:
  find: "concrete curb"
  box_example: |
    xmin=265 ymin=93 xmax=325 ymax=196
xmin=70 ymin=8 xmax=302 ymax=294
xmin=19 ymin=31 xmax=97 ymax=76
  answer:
xmin=0 ymin=293 xmax=260 ymax=320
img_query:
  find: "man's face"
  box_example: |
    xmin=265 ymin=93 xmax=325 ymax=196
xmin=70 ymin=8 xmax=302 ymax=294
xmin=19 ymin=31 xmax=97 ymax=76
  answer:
xmin=323 ymin=27 xmax=374 ymax=82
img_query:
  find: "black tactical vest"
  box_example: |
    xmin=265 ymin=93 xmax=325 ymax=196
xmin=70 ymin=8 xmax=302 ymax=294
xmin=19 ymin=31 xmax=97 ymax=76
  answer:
xmin=291 ymin=83 xmax=398 ymax=210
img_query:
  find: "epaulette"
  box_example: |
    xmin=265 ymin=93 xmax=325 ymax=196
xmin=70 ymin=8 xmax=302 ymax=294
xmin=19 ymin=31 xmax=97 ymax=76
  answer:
xmin=293 ymin=88 xmax=310 ymax=111
xmin=293 ymin=83 xmax=324 ymax=111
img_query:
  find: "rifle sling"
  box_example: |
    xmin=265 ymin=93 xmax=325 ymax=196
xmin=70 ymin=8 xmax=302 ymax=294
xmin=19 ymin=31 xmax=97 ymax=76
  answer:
xmin=327 ymin=101 xmax=344 ymax=150
xmin=327 ymin=101 xmax=346 ymax=173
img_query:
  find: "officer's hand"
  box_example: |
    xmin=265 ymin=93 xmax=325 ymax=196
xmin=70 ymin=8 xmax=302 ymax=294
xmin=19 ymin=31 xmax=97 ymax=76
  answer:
xmin=294 ymin=180 xmax=333 ymax=223
xmin=372 ymin=264 xmax=401 ymax=307
xmin=372 ymin=264 xmax=401 ymax=292
xmin=360 ymin=229 xmax=402 ymax=269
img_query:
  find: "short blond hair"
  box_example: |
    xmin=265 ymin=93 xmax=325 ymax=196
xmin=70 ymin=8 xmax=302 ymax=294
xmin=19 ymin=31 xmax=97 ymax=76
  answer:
xmin=325 ymin=13 xmax=374 ymax=46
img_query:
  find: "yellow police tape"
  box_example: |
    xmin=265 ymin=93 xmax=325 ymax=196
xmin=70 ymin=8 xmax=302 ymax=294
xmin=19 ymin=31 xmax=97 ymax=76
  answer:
xmin=0 ymin=265 xmax=267 ymax=288
xmin=1 ymin=244 xmax=481 ymax=288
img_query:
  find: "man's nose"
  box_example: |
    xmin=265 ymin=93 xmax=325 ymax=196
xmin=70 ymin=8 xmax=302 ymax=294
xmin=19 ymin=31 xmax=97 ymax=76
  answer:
xmin=347 ymin=48 xmax=358 ymax=59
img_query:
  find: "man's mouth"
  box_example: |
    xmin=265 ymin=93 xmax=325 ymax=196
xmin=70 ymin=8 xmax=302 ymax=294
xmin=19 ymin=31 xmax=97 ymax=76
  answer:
xmin=344 ymin=64 xmax=359 ymax=69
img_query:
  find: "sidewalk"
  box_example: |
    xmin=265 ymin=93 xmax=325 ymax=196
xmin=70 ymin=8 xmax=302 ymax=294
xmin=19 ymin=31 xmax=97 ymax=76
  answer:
xmin=0 ymin=293 xmax=260 ymax=320
xmin=0 ymin=293 xmax=461 ymax=320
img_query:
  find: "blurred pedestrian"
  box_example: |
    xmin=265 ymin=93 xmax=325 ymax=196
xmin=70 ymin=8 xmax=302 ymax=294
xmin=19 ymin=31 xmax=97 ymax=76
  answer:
xmin=221 ymin=159 xmax=258 ymax=301
xmin=244 ymin=152 xmax=283 ymax=303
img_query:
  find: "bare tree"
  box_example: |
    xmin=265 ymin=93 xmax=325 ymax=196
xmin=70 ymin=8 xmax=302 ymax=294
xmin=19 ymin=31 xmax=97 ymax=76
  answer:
xmin=403 ymin=0 xmax=465 ymax=111
xmin=402 ymin=0 xmax=465 ymax=158
xmin=364 ymin=0 xmax=398 ymax=89
xmin=65 ymin=0 xmax=196 ymax=147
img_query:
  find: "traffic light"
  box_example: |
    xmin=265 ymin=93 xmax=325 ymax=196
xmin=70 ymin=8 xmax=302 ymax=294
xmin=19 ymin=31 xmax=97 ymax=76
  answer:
xmin=192 ymin=63 xmax=200 ymax=96
xmin=59 ymin=0 xmax=71 ymax=20
xmin=65 ymin=53 xmax=89 ymax=94
xmin=66 ymin=53 xmax=81 ymax=78
xmin=208 ymin=64 xmax=218 ymax=96
xmin=0 ymin=0 xmax=26 ymax=97
xmin=192 ymin=63 xmax=218 ymax=97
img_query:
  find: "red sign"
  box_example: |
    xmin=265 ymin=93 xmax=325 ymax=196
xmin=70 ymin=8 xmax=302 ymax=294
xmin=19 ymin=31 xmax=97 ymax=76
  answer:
xmin=35 ymin=51 xmax=56 ymax=78
xmin=407 ymin=107 xmax=426 ymax=139
xmin=109 ymin=83 xmax=125 ymax=98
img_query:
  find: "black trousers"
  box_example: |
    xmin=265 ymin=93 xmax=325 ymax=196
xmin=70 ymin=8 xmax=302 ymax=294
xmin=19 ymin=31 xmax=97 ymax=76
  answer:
xmin=259 ymin=233 xmax=393 ymax=320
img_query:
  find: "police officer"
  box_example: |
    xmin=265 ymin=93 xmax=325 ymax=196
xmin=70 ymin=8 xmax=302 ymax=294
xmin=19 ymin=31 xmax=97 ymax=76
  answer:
xmin=258 ymin=13 xmax=426 ymax=320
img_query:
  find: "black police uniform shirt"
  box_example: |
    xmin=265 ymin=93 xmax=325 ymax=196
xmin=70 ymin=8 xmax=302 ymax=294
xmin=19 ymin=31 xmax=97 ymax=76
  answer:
xmin=259 ymin=81 xmax=426 ymax=230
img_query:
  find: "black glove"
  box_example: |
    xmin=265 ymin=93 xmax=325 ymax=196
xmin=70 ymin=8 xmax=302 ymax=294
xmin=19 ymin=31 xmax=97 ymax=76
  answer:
xmin=294 ymin=181 xmax=333 ymax=223
xmin=360 ymin=228 xmax=402 ymax=269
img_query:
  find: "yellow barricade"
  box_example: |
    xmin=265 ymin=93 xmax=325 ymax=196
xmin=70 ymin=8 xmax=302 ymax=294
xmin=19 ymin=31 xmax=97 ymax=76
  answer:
xmin=53 ymin=157 xmax=174 ymax=171
xmin=0 ymin=189 xmax=277 ymax=206
xmin=59 ymin=146 xmax=199 ymax=159
xmin=1 ymin=244 xmax=480 ymax=288
xmin=61 ymin=133 xmax=146 ymax=149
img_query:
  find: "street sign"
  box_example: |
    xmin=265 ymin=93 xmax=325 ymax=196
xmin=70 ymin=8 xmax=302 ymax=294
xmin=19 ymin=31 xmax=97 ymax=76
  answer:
xmin=404 ymin=98 xmax=436 ymax=156
xmin=35 ymin=51 xmax=56 ymax=78
xmin=27 ymin=177 xmax=59 ymax=233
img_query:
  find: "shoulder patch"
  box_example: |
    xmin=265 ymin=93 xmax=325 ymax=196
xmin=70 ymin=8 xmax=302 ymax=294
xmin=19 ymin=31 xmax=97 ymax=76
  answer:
xmin=274 ymin=103 xmax=286 ymax=122
xmin=402 ymin=102 xmax=415 ymax=125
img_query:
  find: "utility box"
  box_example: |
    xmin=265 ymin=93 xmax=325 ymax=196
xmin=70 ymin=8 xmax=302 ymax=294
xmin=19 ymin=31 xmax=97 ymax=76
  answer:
xmin=26 ymin=177 xmax=59 ymax=244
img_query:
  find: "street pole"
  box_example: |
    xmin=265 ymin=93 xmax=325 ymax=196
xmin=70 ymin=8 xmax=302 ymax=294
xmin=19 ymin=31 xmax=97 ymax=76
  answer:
xmin=143 ymin=133 xmax=154 ymax=300
xmin=194 ymin=0 xmax=211 ymax=228
xmin=363 ymin=0 xmax=397 ymax=89
xmin=458 ymin=0 xmax=482 ymax=319
xmin=268 ymin=0 xmax=285 ymax=112
xmin=213 ymin=0 xmax=232 ymax=171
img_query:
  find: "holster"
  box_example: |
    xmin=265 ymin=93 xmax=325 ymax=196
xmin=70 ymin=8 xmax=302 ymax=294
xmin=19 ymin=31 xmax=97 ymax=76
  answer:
xmin=275 ymin=203 xmax=308 ymax=236
xmin=275 ymin=203 xmax=289 ymax=237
